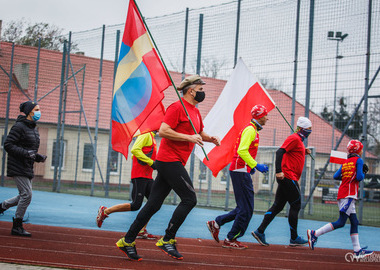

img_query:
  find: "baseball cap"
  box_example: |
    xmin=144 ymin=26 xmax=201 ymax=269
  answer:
xmin=177 ymin=75 xmax=205 ymax=90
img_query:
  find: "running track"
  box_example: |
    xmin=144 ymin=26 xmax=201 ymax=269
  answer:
xmin=0 ymin=221 xmax=378 ymax=270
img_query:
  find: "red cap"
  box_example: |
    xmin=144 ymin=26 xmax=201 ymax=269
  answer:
xmin=251 ymin=105 xmax=268 ymax=120
xmin=347 ymin=140 xmax=363 ymax=154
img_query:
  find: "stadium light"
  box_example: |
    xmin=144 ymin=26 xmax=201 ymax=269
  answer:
xmin=327 ymin=31 xmax=349 ymax=150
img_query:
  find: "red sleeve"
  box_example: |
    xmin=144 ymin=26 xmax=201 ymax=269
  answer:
xmin=281 ymin=135 xmax=297 ymax=152
xmin=163 ymin=102 xmax=180 ymax=129
xmin=199 ymin=110 xmax=204 ymax=133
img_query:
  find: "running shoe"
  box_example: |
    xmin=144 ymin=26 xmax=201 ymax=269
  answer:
xmin=251 ymin=230 xmax=269 ymax=246
xmin=137 ymin=229 xmax=157 ymax=240
xmin=156 ymin=238 xmax=183 ymax=260
xmin=222 ymin=238 xmax=248 ymax=249
xmin=354 ymin=247 xmax=373 ymax=260
xmin=289 ymin=236 xmax=308 ymax=247
xmin=307 ymin=229 xmax=318 ymax=250
xmin=206 ymin=220 xmax=220 ymax=243
xmin=0 ymin=203 xmax=5 ymax=216
xmin=96 ymin=206 xmax=108 ymax=228
xmin=116 ymin=237 xmax=142 ymax=261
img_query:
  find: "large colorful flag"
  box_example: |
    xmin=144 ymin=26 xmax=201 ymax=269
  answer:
xmin=195 ymin=58 xmax=276 ymax=177
xmin=329 ymin=150 xmax=347 ymax=164
xmin=112 ymin=0 xmax=171 ymax=159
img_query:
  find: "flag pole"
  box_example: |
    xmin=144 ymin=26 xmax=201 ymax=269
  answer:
xmin=276 ymin=106 xmax=315 ymax=160
xmin=132 ymin=0 xmax=209 ymax=160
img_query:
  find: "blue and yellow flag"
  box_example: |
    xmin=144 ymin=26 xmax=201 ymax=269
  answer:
xmin=112 ymin=0 xmax=171 ymax=159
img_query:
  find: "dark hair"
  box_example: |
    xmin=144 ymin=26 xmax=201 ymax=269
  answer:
xmin=182 ymin=84 xmax=194 ymax=95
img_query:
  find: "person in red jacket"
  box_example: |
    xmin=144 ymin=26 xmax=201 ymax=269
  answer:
xmin=115 ymin=75 xmax=220 ymax=261
xmin=96 ymin=132 xmax=157 ymax=239
xmin=206 ymin=104 xmax=269 ymax=249
xmin=307 ymin=140 xmax=373 ymax=260
xmin=252 ymin=116 xmax=312 ymax=247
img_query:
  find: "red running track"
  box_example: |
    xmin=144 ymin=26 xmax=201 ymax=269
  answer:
xmin=0 ymin=221 xmax=378 ymax=270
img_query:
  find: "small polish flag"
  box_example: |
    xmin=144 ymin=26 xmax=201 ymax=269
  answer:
xmin=330 ymin=150 xmax=347 ymax=164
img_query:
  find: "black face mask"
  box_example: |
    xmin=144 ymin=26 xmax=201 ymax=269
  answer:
xmin=194 ymin=91 xmax=205 ymax=103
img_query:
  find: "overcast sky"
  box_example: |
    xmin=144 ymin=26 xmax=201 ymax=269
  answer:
xmin=0 ymin=0 xmax=232 ymax=33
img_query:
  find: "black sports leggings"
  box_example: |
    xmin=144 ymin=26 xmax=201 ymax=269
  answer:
xmin=130 ymin=178 xmax=153 ymax=211
xmin=257 ymin=177 xmax=301 ymax=240
xmin=125 ymin=161 xmax=197 ymax=242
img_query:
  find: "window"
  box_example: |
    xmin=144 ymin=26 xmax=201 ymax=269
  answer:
xmin=82 ymin=143 xmax=94 ymax=170
xmin=198 ymin=161 xmax=207 ymax=183
xmin=261 ymin=164 xmax=272 ymax=187
xmin=51 ymin=140 xmax=66 ymax=168
xmin=13 ymin=63 xmax=30 ymax=90
xmin=110 ymin=150 xmax=119 ymax=173
xmin=220 ymin=166 xmax=229 ymax=183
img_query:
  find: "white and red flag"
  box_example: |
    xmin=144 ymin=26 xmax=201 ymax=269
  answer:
xmin=329 ymin=150 xmax=347 ymax=164
xmin=195 ymin=58 xmax=276 ymax=177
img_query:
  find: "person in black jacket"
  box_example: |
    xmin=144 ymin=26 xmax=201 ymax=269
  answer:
xmin=0 ymin=101 xmax=47 ymax=237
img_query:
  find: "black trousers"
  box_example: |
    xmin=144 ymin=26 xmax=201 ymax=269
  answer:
xmin=257 ymin=177 xmax=301 ymax=240
xmin=130 ymin=178 xmax=153 ymax=211
xmin=125 ymin=161 xmax=197 ymax=242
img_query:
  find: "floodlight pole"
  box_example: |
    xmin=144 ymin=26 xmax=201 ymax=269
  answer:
xmin=327 ymin=31 xmax=348 ymax=150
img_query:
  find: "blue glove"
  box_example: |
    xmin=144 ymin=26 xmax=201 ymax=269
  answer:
xmin=256 ymin=163 xmax=269 ymax=173
xmin=250 ymin=168 xmax=256 ymax=175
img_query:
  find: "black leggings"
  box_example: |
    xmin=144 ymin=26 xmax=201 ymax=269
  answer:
xmin=257 ymin=177 xmax=301 ymax=240
xmin=130 ymin=178 xmax=153 ymax=211
xmin=125 ymin=161 xmax=197 ymax=242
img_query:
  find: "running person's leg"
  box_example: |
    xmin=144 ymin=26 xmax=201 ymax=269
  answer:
xmin=160 ymin=161 xmax=197 ymax=241
xmin=97 ymin=178 xmax=150 ymax=228
xmin=138 ymin=179 xmax=156 ymax=239
xmin=256 ymin=178 xmax=287 ymax=233
xmin=226 ymin=171 xmax=254 ymax=241
xmin=124 ymin=170 xmax=172 ymax=242
xmin=285 ymin=178 xmax=302 ymax=240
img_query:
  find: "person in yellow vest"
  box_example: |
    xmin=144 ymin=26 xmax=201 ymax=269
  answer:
xmin=96 ymin=132 xmax=157 ymax=239
xmin=207 ymin=104 xmax=269 ymax=249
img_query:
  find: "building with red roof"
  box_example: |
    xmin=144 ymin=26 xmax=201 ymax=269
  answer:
xmin=0 ymin=42 xmax=378 ymax=196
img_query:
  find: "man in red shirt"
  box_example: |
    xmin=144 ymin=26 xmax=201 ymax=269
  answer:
xmin=252 ymin=116 xmax=312 ymax=247
xmin=116 ymin=75 xmax=220 ymax=261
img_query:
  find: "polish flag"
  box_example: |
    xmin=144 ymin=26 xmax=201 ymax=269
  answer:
xmin=195 ymin=58 xmax=276 ymax=177
xmin=330 ymin=150 xmax=347 ymax=164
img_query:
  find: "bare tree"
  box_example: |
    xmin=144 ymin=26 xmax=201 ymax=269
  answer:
xmin=190 ymin=57 xmax=227 ymax=78
xmin=1 ymin=19 xmax=75 ymax=51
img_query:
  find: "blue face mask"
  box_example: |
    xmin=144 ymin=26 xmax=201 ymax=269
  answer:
xmin=32 ymin=111 xmax=41 ymax=121
xmin=297 ymin=128 xmax=312 ymax=141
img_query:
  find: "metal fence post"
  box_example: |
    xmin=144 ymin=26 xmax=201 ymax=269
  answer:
xmin=234 ymin=0 xmax=241 ymax=67
xmin=105 ymin=29 xmax=121 ymax=198
xmin=91 ymin=25 xmax=105 ymax=196
xmin=57 ymin=32 xmax=72 ymax=193
xmin=74 ymin=65 xmax=86 ymax=189
xmin=359 ymin=0 xmax=372 ymax=223
xmin=1 ymin=43 xmax=15 ymax=187
xmin=34 ymin=38 xmax=41 ymax=102
xmin=53 ymin=41 xmax=67 ymax=192
xmin=291 ymin=0 xmax=301 ymax=130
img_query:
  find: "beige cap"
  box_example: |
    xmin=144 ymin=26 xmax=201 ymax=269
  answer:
xmin=177 ymin=75 xmax=205 ymax=90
